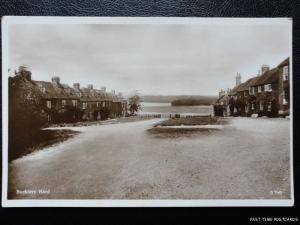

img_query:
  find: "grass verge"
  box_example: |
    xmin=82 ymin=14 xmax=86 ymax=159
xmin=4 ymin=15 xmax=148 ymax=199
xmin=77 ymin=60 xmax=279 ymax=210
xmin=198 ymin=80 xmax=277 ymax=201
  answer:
xmin=9 ymin=129 xmax=80 ymax=162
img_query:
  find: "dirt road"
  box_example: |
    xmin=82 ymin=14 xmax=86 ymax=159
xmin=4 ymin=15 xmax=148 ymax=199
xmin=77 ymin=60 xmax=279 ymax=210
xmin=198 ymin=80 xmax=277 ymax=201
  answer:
xmin=8 ymin=117 xmax=291 ymax=199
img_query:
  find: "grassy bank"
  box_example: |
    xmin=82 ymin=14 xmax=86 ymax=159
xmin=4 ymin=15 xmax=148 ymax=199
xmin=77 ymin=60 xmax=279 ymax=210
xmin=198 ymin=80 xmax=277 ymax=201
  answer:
xmin=148 ymin=116 xmax=227 ymax=137
xmin=9 ymin=116 xmax=154 ymax=162
xmin=9 ymin=129 xmax=79 ymax=162
xmin=154 ymin=116 xmax=226 ymax=127
xmin=49 ymin=116 xmax=155 ymax=128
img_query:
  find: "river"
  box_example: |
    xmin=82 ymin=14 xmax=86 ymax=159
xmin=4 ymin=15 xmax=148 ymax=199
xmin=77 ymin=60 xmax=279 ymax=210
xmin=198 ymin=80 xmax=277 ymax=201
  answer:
xmin=140 ymin=102 xmax=213 ymax=115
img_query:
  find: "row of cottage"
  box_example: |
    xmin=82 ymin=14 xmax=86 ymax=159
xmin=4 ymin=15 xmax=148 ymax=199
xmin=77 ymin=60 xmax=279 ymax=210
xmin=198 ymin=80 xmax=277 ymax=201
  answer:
xmin=215 ymin=57 xmax=290 ymax=117
xmin=12 ymin=66 xmax=128 ymax=123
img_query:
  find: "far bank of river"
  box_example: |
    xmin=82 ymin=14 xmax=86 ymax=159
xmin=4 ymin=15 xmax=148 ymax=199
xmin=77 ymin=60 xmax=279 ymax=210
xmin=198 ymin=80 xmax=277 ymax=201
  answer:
xmin=140 ymin=102 xmax=213 ymax=115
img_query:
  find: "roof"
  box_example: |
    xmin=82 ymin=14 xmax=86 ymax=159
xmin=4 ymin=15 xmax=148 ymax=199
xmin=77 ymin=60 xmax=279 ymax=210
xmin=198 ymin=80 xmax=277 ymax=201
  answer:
xmin=34 ymin=81 xmax=78 ymax=99
xmin=253 ymin=68 xmax=279 ymax=86
xmin=215 ymin=94 xmax=226 ymax=103
xmin=237 ymin=76 xmax=260 ymax=92
xmin=94 ymin=90 xmax=109 ymax=101
xmin=277 ymin=57 xmax=289 ymax=67
xmin=228 ymin=83 xmax=243 ymax=96
xmin=80 ymin=88 xmax=99 ymax=102
xmin=34 ymin=80 xmax=126 ymax=102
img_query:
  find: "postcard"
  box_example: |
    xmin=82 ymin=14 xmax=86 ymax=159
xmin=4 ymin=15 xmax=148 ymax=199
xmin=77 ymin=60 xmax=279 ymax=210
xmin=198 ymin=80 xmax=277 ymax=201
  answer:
xmin=1 ymin=16 xmax=293 ymax=207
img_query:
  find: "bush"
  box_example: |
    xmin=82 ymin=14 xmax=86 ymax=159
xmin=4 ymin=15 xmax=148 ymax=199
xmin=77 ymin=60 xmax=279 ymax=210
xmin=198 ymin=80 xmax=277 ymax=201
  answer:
xmin=46 ymin=105 xmax=83 ymax=124
xmin=100 ymin=107 xmax=110 ymax=120
xmin=9 ymin=76 xmax=48 ymax=160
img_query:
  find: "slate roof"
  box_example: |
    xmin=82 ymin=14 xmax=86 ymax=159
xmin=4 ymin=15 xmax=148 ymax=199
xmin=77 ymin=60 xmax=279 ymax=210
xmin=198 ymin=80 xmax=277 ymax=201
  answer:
xmin=228 ymin=83 xmax=243 ymax=96
xmin=237 ymin=76 xmax=260 ymax=92
xmin=80 ymin=88 xmax=99 ymax=102
xmin=277 ymin=57 xmax=289 ymax=67
xmin=253 ymin=68 xmax=279 ymax=86
xmin=215 ymin=94 xmax=226 ymax=103
xmin=94 ymin=90 xmax=109 ymax=101
xmin=34 ymin=79 xmax=125 ymax=103
xmin=35 ymin=81 xmax=78 ymax=99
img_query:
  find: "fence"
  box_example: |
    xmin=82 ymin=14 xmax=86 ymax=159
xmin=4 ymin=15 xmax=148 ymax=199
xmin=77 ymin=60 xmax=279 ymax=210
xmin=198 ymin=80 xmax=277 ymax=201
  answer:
xmin=136 ymin=105 xmax=215 ymax=119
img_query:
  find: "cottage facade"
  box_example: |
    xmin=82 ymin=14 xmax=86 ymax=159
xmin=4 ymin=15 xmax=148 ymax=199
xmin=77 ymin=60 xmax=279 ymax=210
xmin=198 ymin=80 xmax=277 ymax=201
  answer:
xmin=11 ymin=69 xmax=128 ymax=123
xmin=277 ymin=58 xmax=290 ymax=116
xmin=216 ymin=57 xmax=290 ymax=117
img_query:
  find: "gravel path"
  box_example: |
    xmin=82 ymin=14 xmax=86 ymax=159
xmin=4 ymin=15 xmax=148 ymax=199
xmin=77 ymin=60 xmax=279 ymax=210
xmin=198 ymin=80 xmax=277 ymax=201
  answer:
xmin=8 ymin=117 xmax=291 ymax=199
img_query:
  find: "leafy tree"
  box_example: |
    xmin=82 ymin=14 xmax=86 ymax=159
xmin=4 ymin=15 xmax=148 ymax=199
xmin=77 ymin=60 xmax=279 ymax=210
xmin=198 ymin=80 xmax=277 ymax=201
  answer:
xmin=9 ymin=71 xmax=48 ymax=160
xmin=128 ymin=92 xmax=142 ymax=115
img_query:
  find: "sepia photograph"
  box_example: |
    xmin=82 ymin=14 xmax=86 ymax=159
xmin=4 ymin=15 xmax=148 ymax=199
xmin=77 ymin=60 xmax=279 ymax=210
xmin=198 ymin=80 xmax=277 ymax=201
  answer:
xmin=1 ymin=17 xmax=293 ymax=207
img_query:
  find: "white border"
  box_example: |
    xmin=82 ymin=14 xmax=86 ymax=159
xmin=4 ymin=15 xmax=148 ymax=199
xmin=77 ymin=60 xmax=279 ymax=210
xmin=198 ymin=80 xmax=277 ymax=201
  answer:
xmin=1 ymin=16 xmax=294 ymax=207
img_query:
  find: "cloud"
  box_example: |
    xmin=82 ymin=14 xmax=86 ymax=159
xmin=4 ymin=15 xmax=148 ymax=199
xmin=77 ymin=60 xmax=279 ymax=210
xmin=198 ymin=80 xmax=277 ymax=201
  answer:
xmin=8 ymin=22 xmax=290 ymax=95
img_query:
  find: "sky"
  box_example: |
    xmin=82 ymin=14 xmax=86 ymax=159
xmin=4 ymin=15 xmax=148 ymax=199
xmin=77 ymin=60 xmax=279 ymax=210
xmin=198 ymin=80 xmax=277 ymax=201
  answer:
xmin=8 ymin=21 xmax=291 ymax=96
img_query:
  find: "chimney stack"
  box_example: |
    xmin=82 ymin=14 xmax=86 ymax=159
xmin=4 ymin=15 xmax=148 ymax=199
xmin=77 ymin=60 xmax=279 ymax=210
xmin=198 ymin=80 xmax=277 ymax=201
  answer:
xmin=18 ymin=65 xmax=32 ymax=81
xmin=219 ymin=89 xmax=225 ymax=98
xmin=73 ymin=83 xmax=80 ymax=90
xmin=101 ymin=86 xmax=106 ymax=92
xmin=51 ymin=76 xmax=60 ymax=85
xmin=261 ymin=65 xmax=270 ymax=75
xmin=87 ymin=84 xmax=93 ymax=90
xmin=111 ymin=90 xmax=115 ymax=95
xmin=235 ymin=73 xmax=241 ymax=86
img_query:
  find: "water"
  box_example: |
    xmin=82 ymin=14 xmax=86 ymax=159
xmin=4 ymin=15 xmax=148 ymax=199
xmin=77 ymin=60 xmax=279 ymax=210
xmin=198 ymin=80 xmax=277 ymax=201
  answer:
xmin=140 ymin=102 xmax=213 ymax=115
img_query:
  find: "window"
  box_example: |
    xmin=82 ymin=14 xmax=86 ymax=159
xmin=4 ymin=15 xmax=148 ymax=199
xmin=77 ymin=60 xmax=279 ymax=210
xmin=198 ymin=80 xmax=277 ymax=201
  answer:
xmin=283 ymin=66 xmax=289 ymax=81
xmin=264 ymin=84 xmax=272 ymax=92
xmin=62 ymin=100 xmax=66 ymax=107
xmin=72 ymin=100 xmax=77 ymax=107
xmin=249 ymin=87 xmax=253 ymax=94
xmin=258 ymin=86 xmax=262 ymax=93
xmin=82 ymin=102 xmax=87 ymax=109
xmin=259 ymin=101 xmax=264 ymax=111
xmin=46 ymin=100 xmax=51 ymax=109
xmin=97 ymin=102 xmax=100 ymax=107
xmin=249 ymin=87 xmax=255 ymax=95
xmin=283 ymin=91 xmax=288 ymax=105
xmin=267 ymin=102 xmax=271 ymax=111
xmin=102 ymin=102 xmax=105 ymax=107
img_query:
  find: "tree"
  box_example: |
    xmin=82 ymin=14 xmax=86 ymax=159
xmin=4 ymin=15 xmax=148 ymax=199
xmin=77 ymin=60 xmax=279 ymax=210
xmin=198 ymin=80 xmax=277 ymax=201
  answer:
xmin=9 ymin=70 xmax=48 ymax=160
xmin=128 ymin=91 xmax=142 ymax=115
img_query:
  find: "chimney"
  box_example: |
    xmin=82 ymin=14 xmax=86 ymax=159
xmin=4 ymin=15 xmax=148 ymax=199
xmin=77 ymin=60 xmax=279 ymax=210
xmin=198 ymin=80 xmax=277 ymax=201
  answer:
xmin=118 ymin=92 xmax=122 ymax=96
xmin=73 ymin=83 xmax=80 ymax=90
xmin=18 ymin=65 xmax=32 ymax=81
xmin=219 ymin=89 xmax=225 ymax=98
xmin=101 ymin=86 xmax=106 ymax=92
xmin=235 ymin=73 xmax=241 ymax=86
xmin=261 ymin=65 xmax=270 ymax=74
xmin=51 ymin=76 xmax=60 ymax=85
xmin=87 ymin=84 xmax=93 ymax=90
xmin=257 ymin=70 xmax=261 ymax=76
xmin=111 ymin=90 xmax=115 ymax=95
